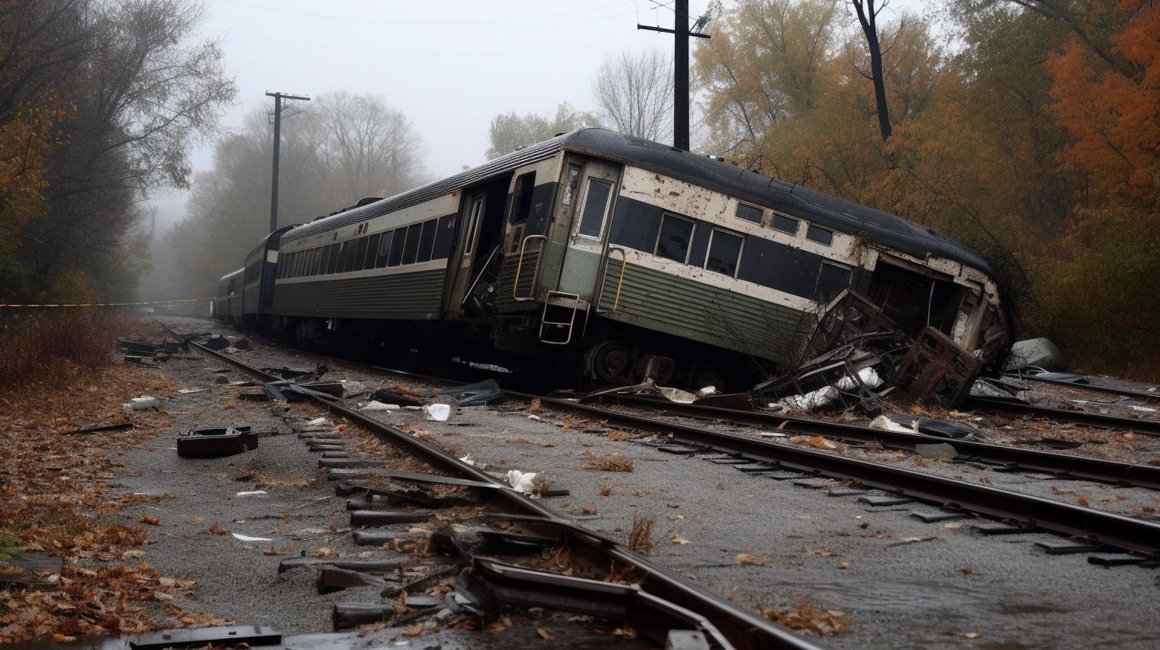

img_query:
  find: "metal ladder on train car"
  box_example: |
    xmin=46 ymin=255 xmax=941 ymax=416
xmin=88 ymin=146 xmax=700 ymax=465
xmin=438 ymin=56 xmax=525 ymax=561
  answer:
xmin=539 ymin=291 xmax=587 ymax=345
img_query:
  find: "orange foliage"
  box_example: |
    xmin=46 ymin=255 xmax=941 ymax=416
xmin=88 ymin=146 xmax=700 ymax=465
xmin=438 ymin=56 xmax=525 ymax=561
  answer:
xmin=1047 ymin=1 xmax=1160 ymax=208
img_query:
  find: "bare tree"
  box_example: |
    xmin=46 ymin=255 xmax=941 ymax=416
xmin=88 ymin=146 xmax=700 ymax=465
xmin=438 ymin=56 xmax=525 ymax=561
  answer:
xmin=485 ymin=102 xmax=601 ymax=159
xmin=315 ymin=92 xmax=424 ymax=200
xmin=851 ymin=0 xmax=892 ymax=141
xmin=594 ymin=49 xmax=674 ymax=143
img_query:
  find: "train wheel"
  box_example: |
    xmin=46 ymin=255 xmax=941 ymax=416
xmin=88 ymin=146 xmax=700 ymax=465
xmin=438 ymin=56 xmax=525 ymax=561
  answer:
xmin=588 ymin=341 xmax=634 ymax=385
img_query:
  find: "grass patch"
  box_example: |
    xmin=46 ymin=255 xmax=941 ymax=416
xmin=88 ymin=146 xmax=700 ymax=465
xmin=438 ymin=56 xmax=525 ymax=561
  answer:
xmin=0 ymin=310 xmax=157 ymax=389
xmin=0 ymin=536 xmax=23 ymax=561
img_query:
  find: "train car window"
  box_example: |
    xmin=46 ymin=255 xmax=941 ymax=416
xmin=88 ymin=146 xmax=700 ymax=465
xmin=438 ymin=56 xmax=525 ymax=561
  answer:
xmin=326 ymin=244 xmax=341 ymax=274
xmin=806 ymin=224 xmax=833 ymax=246
xmin=509 ymin=172 xmax=535 ymax=223
xmin=305 ymin=249 xmax=315 ymax=276
xmin=706 ymin=229 xmax=743 ymax=277
xmin=735 ymin=202 xmax=763 ymax=224
xmin=578 ymin=178 xmax=613 ymax=239
xmin=417 ymin=219 xmax=437 ymax=263
xmin=816 ymin=261 xmax=852 ymax=301
xmin=433 ymin=214 xmax=456 ymax=259
xmin=654 ymin=213 xmax=694 ymax=263
xmin=772 ymin=213 xmax=799 ymax=235
xmin=341 ymin=240 xmax=357 ymax=273
xmin=402 ymin=223 xmax=422 ymax=264
xmin=354 ymin=237 xmax=370 ymax=271
xmin=319 ymin=245 xmax=331 ymax=275
xmin=375 ymin=232 xmax=393 ymax=268
xmin=388 ymin=228 xmax=405 ymax=266
xmin=364 ymin=234 xmax=380 ymax=270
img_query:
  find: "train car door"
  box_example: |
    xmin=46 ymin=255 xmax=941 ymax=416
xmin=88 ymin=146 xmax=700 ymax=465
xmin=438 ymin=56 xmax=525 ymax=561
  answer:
xmin=552 ymin=158 xmax=621 ymax=297
xmin=445 ymin=176 xmax=510 ymax=317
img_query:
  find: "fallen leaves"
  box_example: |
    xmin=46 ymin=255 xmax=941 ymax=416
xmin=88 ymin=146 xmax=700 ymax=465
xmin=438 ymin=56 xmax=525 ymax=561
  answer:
xmin=208 ymin=522 xmax=228 ymax=536
xmin=583 ymin=453 xmax=634 ymax=472
xmin=762 ymin=597 xmax=851 ymax=636
xmin=736 ymin=553 xmax=768 ymax=566
xmin=138 ymin=515 xmax=160 ymax=526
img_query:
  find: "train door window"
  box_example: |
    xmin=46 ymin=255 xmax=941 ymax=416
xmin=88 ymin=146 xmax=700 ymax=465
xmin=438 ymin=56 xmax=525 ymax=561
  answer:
xmin=375 ymin=231 xmax=393 ymax=268
xmin=509 ymin=173 xmax=535 ymax=223
xmin=654 ymin=213 xmax=694 ymax=263
xmin=464 ymin=194 xmax=485 ymax=255
xmin=806 ymin=224 xmax=833 ymax=246
xmin=417 ymin=219 xmax=437 ymax=263
xmin=735 ymin=202 xmax=763 ymax=224
xmin=363 ymin=233 xmax=380 ymax=270
xmin=577 ymin=178 xmax=613 ymax=239
xmin=354 ymin=237 xmax=369 ymax=271
xmin=772 ymin=213 xmax=799 ymax=235
xmin=706 ymin=228 xmax=743 ymax=277
xmin=816 ymin=261 xmax=852 ymax=301
xmin=402 ymin=223 xmax=422 ymax=264
xmin=388 ymin=228 xmax=406 ymax=266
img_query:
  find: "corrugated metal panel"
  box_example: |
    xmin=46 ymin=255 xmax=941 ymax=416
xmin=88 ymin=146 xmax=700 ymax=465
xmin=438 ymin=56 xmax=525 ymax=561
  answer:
xmin=495 ymin=249 xmax=541 ymax=312
xmin=273 ymin=270 xmax=444 ymax=320
xmin=596 ymin=263 xmax=815 ymax=364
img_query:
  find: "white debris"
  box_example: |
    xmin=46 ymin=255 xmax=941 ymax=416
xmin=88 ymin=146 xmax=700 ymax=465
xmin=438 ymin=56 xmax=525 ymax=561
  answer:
xmin=696 ymin=385 xmax=719 ymax=399
xmin=235 ymin=490 xmax=267 ymax=497
xmin=506 ymin=470 xmax=537 ymax=495
xmin=527 ymin=414 xmax=541 ymax=421
xmin=231 ymin=532 xmax=273 ymax=542
xmin=758 ymin=431 xmax=787 ymax=438
xmin=129 ymin=396 xmax=158 ymax=410
xmin=658 ymin=387 xmax=698 ymax=403
xmin=306 ymin=417 xmax=330 ymax=426
xmin=768 ymin=368 xmax=884 ymax=413
xmin=870 ymin=415 xmax=919 ymax=433
xmin=360 ymin=400 xmax=401 ymax=411
xmin=1131 ymin=405 xmax=1156 ymax=413
xmin=340 ymin=380 xmax=369 ymax=398
xmin=177 ymin=388 xmax=207 ymax=394
xmin=459 ymin=454 xmax=477 ymax=467
xmin=423 ymin=403 xmax=451 ymax=421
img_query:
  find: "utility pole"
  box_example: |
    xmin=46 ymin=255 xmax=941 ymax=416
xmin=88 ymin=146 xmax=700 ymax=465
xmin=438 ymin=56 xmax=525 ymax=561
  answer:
xmin=266 ymin=91 xmax=310 ymax=233
xmin=638 ymin=0 xmax=710 ymax=151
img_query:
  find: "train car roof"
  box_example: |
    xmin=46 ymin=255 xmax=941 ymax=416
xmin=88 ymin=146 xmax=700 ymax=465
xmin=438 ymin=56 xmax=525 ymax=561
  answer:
xmin=281 ymin=128 xmax=992 ymax=275
xmin=245 ymin=225 xmax=294 ymax=262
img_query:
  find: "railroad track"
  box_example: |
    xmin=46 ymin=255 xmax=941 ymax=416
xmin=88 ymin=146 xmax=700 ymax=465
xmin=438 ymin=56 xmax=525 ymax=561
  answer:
xmin=183 ymin=336 xmax=820 ymax=650
xmin=527 ymin=394 xmax=1160 ymax=558
xmin=590 ymin=395 xmax=1160 ymax=490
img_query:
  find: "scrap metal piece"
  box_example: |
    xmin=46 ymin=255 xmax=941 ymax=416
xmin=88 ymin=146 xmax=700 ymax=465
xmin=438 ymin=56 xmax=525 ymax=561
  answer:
xmin=176 ymin=427 xmax=257 ymax=458
xmin=332 ymin=603 xmax=396 ymax=630
xmin=894 ymin=327 xmax=981 ymax=408
xmin=438 ymin=378 xmax=507 ymax=406
xmin=456 ymin=558 xmax=735 ymax=649
xmin=129 ymin=625 xmax=280 ymax=649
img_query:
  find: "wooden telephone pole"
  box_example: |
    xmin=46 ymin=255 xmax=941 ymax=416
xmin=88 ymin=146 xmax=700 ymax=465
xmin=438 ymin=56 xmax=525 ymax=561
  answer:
xmin=266 ymin=91 xmax=310 ymax=233
xmin=638 ymin=0 xmax=710 ymax=151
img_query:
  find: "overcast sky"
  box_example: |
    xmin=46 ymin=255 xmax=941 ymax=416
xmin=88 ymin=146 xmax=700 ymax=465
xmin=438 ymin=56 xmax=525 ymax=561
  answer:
xmin=151 ymin=0 xmax=925 ymax=222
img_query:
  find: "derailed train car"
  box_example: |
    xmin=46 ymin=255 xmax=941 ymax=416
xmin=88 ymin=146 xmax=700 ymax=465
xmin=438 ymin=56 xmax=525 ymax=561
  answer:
xmin=222 ymin=129 xmax=1012 ymax=388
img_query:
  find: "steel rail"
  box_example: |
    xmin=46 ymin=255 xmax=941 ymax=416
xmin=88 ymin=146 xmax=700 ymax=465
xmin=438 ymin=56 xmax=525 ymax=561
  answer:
xmin=966 ymin=396 xmax=1160 ymax=437
xmin=532 ymin=395 xmax=1160 ymax=556
xmin=1004 ymin=373 xmax=1160 ymax=403
xmin=181 ymin=338 xmax=821 ymax=650
xmin=593 ymin=395 xmax=1160 ymax=490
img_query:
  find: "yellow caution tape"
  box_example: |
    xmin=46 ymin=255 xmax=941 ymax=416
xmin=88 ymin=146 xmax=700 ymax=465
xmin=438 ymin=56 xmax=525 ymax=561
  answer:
xmin=0 ymin=297 xmax=215 ymax=308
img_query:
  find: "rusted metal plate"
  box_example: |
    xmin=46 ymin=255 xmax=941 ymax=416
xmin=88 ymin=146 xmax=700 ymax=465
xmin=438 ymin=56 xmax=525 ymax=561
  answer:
xmin=894 ymin=327 xmax=980 ymax=408
xmin=176 ymin=427 xmax=257 ymax=458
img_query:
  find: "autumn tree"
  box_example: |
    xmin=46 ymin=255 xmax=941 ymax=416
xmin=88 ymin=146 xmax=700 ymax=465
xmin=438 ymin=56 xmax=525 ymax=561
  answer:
xmin=0 ymin=0 xmax=235 ymax=303
xmin=594 ymin=49 xmax=674 ymax=143
xmin=166 ymin=93 xmax=427 ymax=300
xmin=485 ymin=102 xmax=601 ymax=159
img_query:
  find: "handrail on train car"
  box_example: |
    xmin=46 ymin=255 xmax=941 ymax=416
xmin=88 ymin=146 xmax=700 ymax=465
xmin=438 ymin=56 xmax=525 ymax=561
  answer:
xmin=512 ymin=234 xmax=547 ymax=302
xmin=597 ymin=246 xmax=628 ymax=314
